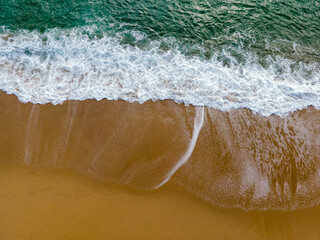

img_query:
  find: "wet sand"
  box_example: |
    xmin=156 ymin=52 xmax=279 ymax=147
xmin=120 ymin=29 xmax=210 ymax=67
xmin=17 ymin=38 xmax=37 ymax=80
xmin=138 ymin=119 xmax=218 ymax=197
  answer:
xmin=1 ymin=164 xmax=320 ymax=240
xmin=1 ymin=91 xmax=320 ymax=210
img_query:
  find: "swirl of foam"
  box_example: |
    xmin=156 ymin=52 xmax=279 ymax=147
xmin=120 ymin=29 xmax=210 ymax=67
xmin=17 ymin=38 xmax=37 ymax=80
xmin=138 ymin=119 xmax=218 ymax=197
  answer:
xmin=0 ymin=26 xmax=319 ymax=117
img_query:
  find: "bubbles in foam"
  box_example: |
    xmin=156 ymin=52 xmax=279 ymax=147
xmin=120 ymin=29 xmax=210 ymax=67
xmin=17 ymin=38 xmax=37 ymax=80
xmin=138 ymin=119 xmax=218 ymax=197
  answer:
xmin=0 ymin=26 xmax=319 ymax=117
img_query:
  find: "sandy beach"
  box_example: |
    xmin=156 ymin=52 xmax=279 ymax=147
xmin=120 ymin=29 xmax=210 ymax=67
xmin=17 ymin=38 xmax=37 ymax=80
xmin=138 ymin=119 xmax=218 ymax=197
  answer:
xmin=1 ymin=91 xmax=320 ymax=210
xmin=1 ymin=0 xmax=320 ymax=238
xmin=1 ymin=90 xmax=320 ymax=238
xmin=1 ymin=164 xmax=320 ymax=240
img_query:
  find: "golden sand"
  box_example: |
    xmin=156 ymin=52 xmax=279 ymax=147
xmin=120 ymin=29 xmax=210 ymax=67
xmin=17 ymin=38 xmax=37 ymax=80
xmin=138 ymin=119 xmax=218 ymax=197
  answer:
xmin=1 ymin=91 xmax=320 ymax=209
xmin=1 ymin=90 xmax=320 ymax=239
xmin=1 ymin=164 xmax=320 ymax=240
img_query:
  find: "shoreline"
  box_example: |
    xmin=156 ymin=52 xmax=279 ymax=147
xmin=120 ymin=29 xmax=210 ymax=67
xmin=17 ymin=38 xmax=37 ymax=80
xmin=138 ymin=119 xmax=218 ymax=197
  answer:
xmin=1 ymin=91 xmax=320 ymax=210
xmin=4 ymin=89 xmax=319 ymax=119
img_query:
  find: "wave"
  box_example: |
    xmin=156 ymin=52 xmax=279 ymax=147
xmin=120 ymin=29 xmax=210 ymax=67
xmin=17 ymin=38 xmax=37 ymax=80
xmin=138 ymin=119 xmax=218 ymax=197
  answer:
xmin=0 ymin=26 xmax=320 ymax=117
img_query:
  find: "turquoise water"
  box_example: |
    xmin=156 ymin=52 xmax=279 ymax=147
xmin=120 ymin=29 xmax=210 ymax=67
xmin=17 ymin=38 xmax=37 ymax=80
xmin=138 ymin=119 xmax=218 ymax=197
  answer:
xmin=0 ymin=0 xmax=319 ymax=115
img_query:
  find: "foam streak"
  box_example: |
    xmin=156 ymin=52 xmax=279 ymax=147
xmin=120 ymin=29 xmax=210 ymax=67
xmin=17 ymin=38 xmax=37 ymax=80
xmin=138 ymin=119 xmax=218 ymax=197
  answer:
xmin=155 ymin=106 xmax=204 ymax=189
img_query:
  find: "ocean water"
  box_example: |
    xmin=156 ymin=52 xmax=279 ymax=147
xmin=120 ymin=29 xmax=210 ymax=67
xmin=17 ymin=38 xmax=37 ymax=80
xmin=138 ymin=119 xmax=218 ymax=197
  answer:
xmin=0 ymin=0 xmax=319 ymax=116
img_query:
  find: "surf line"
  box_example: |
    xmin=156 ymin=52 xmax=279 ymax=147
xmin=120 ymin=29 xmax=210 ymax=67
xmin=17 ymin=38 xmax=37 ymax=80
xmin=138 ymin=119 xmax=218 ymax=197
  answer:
xmin=155 ymin=106 xmax=205 ymax=189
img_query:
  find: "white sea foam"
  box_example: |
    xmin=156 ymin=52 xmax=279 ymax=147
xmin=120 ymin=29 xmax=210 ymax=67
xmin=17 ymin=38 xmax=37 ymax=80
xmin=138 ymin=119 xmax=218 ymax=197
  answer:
xmin=0 ymin=27 xmax=319 ymax=117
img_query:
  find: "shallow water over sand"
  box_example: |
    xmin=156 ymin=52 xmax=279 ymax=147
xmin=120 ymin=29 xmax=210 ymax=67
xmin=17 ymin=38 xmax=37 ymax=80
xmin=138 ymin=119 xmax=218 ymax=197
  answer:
xmin=1 ymin=91 xmax=320 ymax=210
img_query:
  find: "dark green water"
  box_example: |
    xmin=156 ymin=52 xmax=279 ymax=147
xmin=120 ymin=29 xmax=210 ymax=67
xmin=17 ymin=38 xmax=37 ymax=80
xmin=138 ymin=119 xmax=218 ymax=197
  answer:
xmin=1 ymin=0 xmax=319 ymax=59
